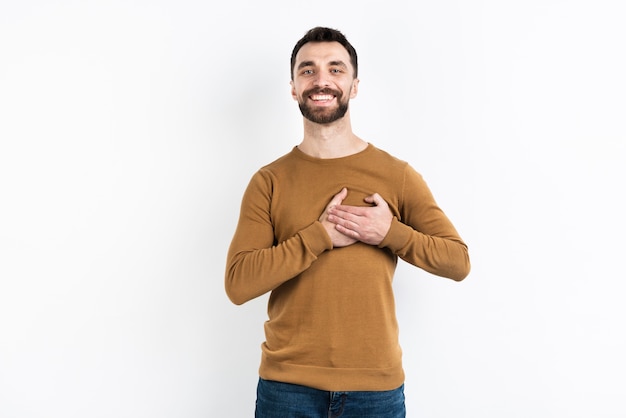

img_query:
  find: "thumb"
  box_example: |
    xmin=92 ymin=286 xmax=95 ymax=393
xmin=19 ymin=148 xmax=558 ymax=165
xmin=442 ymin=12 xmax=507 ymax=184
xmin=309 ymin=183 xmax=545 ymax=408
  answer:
xmin=364 ymin=192 xmax=383 ymax=206
xmin=330 ymin=187 xmax=348 ymax=206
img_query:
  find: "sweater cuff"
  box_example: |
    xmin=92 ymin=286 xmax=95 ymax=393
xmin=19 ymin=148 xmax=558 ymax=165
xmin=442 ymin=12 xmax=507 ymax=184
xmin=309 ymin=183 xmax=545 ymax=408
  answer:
xmin=299 ymin=221 xmax=333 ymax=255
xmin=379 ymin=217 xmax=412 ymax=251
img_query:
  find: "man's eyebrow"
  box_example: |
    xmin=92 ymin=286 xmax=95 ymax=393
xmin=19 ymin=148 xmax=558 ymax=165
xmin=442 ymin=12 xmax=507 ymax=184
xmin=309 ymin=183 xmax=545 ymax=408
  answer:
xmin=329 ymin=60 xmax=348 ymax=68
xmin=297 ymin=61 xmax=315 ymax=70
xmin=296 ymin=60 xmax=349 ymax=70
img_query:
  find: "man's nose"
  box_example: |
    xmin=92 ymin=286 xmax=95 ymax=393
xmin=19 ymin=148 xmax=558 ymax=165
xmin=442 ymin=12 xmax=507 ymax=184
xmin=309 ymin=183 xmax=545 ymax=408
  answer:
xmin=313 ymin=72 xmax=331 ymax=87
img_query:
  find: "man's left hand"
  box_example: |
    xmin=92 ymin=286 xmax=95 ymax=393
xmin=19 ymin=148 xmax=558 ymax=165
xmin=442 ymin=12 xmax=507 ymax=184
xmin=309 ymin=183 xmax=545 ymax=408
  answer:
xmin=327 ymin=192 xmax=393 ymax=246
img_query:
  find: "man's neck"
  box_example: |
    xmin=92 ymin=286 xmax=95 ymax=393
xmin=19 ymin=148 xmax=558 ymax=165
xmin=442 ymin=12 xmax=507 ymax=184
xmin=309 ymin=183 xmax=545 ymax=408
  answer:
xmin=297 ymin=115 xmax=367 ymax=159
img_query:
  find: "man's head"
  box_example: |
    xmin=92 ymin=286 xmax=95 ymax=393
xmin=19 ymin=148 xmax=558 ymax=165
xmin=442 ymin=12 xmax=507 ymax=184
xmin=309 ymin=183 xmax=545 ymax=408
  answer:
xmin=290 ymin=27 xmax=359 ymax=124
xmin=290 ymin=27 xmax=358 ymax=81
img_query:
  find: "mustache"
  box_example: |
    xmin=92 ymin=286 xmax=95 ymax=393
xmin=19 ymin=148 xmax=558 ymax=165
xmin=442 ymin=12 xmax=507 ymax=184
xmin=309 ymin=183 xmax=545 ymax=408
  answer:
xmin=303 ymin=87 xmax=342 ymax=97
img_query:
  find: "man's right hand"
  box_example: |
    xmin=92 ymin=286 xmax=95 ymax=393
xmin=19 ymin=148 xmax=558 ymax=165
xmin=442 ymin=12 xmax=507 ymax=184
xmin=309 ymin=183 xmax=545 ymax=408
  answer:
xmin=319 ymin=187 xmax=357 ymax=248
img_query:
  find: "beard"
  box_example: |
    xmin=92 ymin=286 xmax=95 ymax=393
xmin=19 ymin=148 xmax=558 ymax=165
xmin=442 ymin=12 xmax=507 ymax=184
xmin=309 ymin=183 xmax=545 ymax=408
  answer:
xmin=297 ymin=87 xmax=350 ymax=124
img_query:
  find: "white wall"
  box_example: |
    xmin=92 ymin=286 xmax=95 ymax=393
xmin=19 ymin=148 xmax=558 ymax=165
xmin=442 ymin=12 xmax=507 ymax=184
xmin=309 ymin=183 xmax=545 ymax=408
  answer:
xmin=1 ymin=1 xmax=624 ymax=417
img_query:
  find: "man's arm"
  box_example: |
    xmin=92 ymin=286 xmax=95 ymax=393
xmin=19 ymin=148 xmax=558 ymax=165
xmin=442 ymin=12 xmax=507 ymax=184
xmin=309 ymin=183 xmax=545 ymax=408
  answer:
xmin=225 ymin=174 xmax=354 ymax=305
xmin=326 ymin=167 xmax=470 ymax=281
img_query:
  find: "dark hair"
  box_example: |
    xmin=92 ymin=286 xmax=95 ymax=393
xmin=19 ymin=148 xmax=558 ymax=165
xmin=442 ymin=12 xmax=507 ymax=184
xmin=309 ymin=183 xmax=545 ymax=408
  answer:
xmin=290 ymin=27 xmax=358 ymax=80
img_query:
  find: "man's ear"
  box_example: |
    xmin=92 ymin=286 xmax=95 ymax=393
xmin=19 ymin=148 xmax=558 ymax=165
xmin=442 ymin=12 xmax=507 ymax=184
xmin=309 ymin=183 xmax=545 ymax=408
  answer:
xmin=290 ymin=80 xmax=297 ymax=100
xmin=350 ymin=78 xmax=360 ymax=99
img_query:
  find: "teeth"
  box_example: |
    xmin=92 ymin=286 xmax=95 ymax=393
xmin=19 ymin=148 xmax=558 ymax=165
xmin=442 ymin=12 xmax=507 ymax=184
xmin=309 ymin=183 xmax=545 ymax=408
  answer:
xmin=311 ymin=94 xmax=333 ymax=101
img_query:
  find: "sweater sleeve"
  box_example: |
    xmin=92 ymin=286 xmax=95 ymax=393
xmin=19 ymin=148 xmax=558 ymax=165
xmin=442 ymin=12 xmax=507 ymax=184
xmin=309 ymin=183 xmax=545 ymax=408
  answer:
xmin=225 ymin=170 xmax=333 ymax=305
xmin=379 ymin=165 xmax=470 ymax=281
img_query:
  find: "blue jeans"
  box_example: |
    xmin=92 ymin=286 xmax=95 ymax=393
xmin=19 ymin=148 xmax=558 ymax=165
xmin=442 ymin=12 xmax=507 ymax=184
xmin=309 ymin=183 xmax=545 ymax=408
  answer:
xmin=255 ymin=378 xmax=406 ymax=418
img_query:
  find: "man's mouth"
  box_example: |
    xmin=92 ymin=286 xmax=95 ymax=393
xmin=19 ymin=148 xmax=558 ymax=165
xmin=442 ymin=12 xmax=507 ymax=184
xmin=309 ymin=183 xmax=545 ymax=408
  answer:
xmin=304 ymin=88 xmax=340 ymax=103
xmin=310 ymin=94 xmax=335 ymax=102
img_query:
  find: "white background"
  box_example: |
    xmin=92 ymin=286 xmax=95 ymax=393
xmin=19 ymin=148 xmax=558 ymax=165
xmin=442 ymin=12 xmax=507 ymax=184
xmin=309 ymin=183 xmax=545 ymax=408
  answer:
xmin=1 ymin=1 xmax=625 ymax=417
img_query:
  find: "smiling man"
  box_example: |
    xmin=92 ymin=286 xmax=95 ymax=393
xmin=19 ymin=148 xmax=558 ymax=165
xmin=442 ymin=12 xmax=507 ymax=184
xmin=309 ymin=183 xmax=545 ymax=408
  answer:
xmin=293 ymin=42 xmax=354 ymax=125
xmin=225 ymin=27 xmax=470 ymax=417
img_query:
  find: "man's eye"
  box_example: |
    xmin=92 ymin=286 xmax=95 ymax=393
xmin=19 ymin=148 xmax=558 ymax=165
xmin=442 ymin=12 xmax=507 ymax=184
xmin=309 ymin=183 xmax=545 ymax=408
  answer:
xmin=302 ymin=69 xmax=313 ymax=75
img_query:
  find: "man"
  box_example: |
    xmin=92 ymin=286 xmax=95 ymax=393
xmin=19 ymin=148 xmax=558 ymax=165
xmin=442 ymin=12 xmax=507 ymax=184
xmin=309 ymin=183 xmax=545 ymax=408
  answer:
xmin=225 ymin=26 xmax=470 ymax=417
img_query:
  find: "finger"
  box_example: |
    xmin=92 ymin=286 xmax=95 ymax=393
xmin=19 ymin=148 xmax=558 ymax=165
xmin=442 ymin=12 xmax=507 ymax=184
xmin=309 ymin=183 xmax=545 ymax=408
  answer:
xmin=335 ymin=223 xmax=360 ymax=238
xmin=329 ymin=187 xmax=348 ymax=207
xmin=331 ymin=205 xmax=363 ymax=217
xmin=329 ymin=212 xmax=358 ymax=227
xmin=364 ymin=193 xmax=386 ymax=207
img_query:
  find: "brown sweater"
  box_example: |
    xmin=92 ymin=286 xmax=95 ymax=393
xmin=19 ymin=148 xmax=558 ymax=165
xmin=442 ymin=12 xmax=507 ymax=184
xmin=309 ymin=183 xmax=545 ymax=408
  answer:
xmin=225 ymin=143 xmax=470 ymax=391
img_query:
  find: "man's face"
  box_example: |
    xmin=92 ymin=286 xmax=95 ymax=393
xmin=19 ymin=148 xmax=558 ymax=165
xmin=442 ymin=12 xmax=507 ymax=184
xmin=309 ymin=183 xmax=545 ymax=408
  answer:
xmin=291 ymin=41 xmax=359 ymax=124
